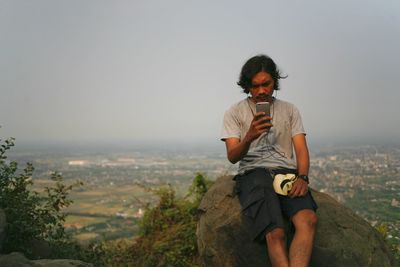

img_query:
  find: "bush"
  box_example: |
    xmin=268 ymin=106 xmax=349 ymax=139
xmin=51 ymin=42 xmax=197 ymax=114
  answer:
xmin=0 ymin=137 xmax=81 ymax=258
xmin=91 ymin=173 xmax=213 ymax=267
xmin=375 ymin=223 xmax=400 ymax=263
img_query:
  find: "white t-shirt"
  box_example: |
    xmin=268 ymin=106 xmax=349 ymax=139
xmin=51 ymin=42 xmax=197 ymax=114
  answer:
xmin=221 ymin=97 xmax=306 ymax=174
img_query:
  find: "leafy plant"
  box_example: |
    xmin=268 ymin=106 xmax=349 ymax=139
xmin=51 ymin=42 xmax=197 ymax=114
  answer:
xmin=95 ymin=173 xmax=212 ymax=267
xmin=375 ymin=223 xmax=400 ymax=263
xmin=0 ymin=137 xmax=81 ymax=257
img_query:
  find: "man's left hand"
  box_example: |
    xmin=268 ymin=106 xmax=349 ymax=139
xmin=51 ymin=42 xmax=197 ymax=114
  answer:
xmin=288 ymin=179 xmax=308 ymax=198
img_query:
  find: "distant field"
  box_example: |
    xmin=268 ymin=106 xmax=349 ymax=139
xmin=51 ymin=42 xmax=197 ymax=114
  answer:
xmin=74 ymin=232 xmax=101 ymax=244
xmin=34 ymin=179 xmax=154 ymax=215
xmin=33 ymin=178 xmax=156 ymax=243
xmin=65 ymin=215 xmax=109 ymax=229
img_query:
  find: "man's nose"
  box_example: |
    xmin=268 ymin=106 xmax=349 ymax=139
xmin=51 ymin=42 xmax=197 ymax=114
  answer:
xmin=258 ymin=86 xmax=269 ymax=94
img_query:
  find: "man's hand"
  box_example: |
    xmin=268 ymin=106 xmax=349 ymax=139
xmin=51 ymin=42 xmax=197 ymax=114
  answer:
xmin=224 ymin=112 xmax=272 ymax=164
xmin=244 ymin=112 xmax=273 ymax=143
xmin=288 ymin=179 xmax=308 ymax=198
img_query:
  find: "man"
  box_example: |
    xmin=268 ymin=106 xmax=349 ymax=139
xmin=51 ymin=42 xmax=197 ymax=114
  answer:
xmin=221 ymin=54 xmax=318 ymax=267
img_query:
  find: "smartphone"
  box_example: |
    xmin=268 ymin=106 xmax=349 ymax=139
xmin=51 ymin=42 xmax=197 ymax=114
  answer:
xmin=256 ymin=102 xmax=270 ymax=117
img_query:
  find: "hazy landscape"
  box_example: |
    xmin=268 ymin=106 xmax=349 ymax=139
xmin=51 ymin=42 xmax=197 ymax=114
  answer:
xmin=7 ymin=143 xmax=400 ymax=249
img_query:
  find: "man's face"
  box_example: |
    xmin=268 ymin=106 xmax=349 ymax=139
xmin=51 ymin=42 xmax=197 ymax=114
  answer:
xmin=249 ymin=71 xmax=275 ymax=103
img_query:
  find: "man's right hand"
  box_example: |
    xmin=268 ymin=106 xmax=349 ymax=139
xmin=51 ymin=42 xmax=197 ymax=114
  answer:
xmin=224 ymin=112 xmax=273 ymax=164
xmin=244 ymin=112 xmax=273 ymax=143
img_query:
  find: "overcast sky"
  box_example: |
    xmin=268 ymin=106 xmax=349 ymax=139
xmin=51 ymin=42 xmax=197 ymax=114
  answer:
xmin=1 ymin=0 xmax=399 ymax=148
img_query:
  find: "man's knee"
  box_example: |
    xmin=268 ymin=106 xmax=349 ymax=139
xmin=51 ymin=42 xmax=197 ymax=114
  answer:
xmin=266 ymin=227 xmax=286 ymax=243
xmin=293 ymin=210 xmax=318 ymax=231
xmin=304 ymin=210 xmax=318 ymax=228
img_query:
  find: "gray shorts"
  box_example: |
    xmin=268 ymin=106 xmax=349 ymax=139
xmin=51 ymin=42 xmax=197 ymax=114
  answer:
xmin=234 ymin=168 xmax=318 ymax=242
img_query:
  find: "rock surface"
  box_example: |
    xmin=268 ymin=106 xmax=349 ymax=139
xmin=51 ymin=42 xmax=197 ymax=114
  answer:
xmin=197 ymin=175 xmax=398 ymax=267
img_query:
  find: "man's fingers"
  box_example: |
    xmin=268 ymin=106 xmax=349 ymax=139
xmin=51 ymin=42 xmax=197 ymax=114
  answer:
xmin=254 ymin=120 xmax=272 ymax=129
xmin=253 ymin=114 xmax=272 ymax=124
xmin=255 ymin=125 xmax=272 ymax=131
xmin=289 ymin=181 xmax=308 ymax=198
xmin=288 ymin=185 xmax=299 ymax=197
xmin=260 ymin=122 xmax=273 ymax=128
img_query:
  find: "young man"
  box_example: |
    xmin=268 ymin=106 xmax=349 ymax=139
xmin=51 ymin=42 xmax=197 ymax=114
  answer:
xmin=221 ymin=54 xmax=318 ymax=267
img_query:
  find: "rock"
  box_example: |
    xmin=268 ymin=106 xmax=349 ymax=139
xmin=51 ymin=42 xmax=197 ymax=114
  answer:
xmin=0 ymin=252 xmax=93 ymax=267
xmin=197 ymin=175 xmax=398 ymax=267
xmin=0 ymin=209 xmax=6 ymax=252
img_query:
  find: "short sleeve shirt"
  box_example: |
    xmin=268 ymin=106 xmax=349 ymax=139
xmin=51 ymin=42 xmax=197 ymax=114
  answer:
xmin=221 ymin=98 xmax=305 ymax=174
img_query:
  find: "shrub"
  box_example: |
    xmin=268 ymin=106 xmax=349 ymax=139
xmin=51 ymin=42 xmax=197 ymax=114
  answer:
xmin=0 ymin=137 xmax=81 ymax=258
xmin=375 ymin=223 xmax=400 ymax=263
xmin=94 ymin=173 xmax=213 ymax=267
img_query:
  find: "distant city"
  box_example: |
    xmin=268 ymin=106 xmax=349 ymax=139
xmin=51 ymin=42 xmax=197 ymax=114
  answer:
xmin=309 ymin=145 xmax=400 ymax=244
xmin=6 ymin=142 xmax=400 ymax=248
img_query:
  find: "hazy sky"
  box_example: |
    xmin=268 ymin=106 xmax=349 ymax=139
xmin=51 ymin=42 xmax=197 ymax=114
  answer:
xmin=1 ymin=0 xmax=400 ymax=147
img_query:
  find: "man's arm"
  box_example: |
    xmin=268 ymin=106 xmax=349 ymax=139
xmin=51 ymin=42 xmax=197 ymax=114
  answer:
xmin=225 ymin=137 xmax=251 ymax=164
xmin=224 ymin=113 xmax=272 ymax=164
xmin=288 ymin=133 xmax=310 ymax=198
xmin=293 ymin=133 xmax=310 ymax=176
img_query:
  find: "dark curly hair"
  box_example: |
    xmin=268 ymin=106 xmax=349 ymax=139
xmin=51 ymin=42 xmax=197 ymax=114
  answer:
xmin=237 ymin=54 xmax=287 ymax=94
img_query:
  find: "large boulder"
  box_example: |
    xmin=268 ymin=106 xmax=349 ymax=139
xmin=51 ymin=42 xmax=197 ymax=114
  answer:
xmin=197 ymin=175 xmax=398 ymax=267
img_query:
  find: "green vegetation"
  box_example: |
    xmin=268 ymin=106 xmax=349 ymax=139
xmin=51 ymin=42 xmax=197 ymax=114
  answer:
xmin=0 ymin=137 xmax=82 ymax=257
xmin=129 ymin=173 xmax=213 ymax=266
xmin=375 ymin=223 xmax=400 ymax=263
xmin=0 ymin=136 xmax=213 ymax=265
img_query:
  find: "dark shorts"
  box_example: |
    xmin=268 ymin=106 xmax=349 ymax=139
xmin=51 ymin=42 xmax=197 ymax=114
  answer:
xmin=234 ymin=168 xmax=318 ymax=242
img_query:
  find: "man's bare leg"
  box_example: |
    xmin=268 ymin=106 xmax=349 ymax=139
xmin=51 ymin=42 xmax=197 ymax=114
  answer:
xmin=265 ymin=228 xmax=289 ymax=267
xmin=289 ymin=209 xmax=318 ymax=267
